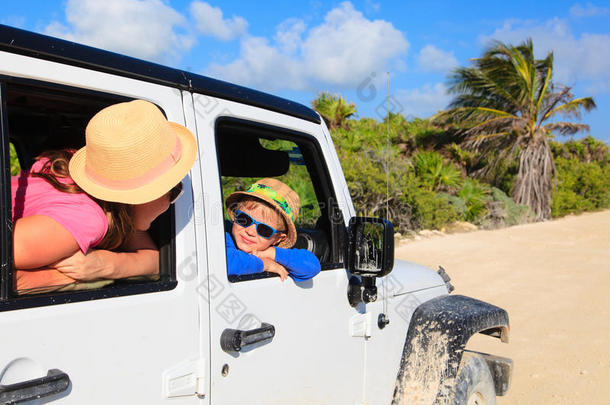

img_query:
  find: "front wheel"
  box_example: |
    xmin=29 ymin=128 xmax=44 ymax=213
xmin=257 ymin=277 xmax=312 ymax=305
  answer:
xmin=451 ymin=352 xmax=496 ymax=405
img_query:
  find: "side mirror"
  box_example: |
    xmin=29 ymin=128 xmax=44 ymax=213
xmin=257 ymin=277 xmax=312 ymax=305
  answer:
xmin=346 ymin=217 xmax=394 ymax=278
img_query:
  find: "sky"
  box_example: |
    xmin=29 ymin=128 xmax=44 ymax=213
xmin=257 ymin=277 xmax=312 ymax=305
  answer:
xmin=2 ymin=0 xmax=609 ymax=143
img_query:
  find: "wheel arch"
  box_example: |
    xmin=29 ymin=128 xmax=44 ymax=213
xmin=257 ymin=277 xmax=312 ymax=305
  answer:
xmin=391 ymin=294 xmax=509 ymax=404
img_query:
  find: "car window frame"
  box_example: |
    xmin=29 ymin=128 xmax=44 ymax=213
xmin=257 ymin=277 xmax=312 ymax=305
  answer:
xmin=0 ymin=75 xmax=178 ymax=312
xmin=0 ymin=81 xmax=12 ymax=301
xmin=214 ymin=116 xmax=345 ymax=284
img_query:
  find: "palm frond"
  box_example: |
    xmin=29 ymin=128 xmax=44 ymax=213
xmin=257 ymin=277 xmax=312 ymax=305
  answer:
xmin=464 ymin=131 xmax=513 ymax=151
xmin=543 ymin=97 xmax=597 ymax=121
xmin=448 ymin=65 xmax=520 ymax=111
xmin=535 ymin=54 xmax=553 ymax=113
xmin=467 ymin=115 xmax=522 ymax=134
xmin=539 ymin=85 xmax=572 ymax=123
xmin=469 ymin=134 xmax=523 ymax=180
xmin=544 ymin=122 xmax=590 ymax=136
xmin=434 ymin=106 xmax=517 ymax=123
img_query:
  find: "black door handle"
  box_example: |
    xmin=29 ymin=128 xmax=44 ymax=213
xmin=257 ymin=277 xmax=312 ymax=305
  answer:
xmin=221 ymin=322 xmax=275 ymax=352
xmin=0 ymin=368 xmax=70 ymax=404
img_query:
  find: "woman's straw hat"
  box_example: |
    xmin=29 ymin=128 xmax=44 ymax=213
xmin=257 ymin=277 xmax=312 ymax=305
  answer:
xmin=69 ymin=100 xmax=197 ymax=204
xmin=226 ymin=178 xmax=300 ymax=248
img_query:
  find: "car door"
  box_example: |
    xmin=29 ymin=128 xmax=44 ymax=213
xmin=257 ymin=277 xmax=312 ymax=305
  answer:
xmin=192 ymin=93 xmax=367 ymax=405
xmin=0 ymin=54 xmax=205 ymax=404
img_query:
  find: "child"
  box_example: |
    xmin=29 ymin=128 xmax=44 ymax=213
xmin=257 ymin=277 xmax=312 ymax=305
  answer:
xmin=225 ymin=178 xmax=321 ymax=282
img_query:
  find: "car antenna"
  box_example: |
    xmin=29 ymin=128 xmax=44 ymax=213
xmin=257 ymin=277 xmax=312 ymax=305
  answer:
xmin=382 ymin=72 xmax=391 ymax=323
xmin=386 ymin=71 xmax=390 ymax=225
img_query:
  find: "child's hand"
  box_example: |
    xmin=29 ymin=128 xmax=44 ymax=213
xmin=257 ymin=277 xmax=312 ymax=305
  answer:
xmin=252 ymin=247 xmax=276 ymax=261
xmin=261 ymin=258 xmax=288 ymax=281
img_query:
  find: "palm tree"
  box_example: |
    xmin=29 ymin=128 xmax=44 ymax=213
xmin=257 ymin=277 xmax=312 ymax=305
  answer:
xmin=435 ymin=39 xmax=596 ymax=220
xmin=311 ymin=92 xmax=357 ymax=130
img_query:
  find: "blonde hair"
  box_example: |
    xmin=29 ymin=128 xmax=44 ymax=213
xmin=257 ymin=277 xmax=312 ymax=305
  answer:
xmin=234 ymin=197 xmax=287 ymax=232
xmin=31 ymin=150 xmax=135 ymax=250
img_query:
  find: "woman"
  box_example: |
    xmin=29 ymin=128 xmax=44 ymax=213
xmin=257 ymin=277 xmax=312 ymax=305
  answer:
xmin=12 ymin=99 xmax=197 ymax=293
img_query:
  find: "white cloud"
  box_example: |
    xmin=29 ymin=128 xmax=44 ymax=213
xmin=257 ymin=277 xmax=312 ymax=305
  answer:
xmin=44 ymin=0 xmax=194 ymax=64
xmin=302 ymin=3 xmax=408 ymax=86
xmin=274 ymin=18 xmax=306 ymax=54
xmin=569 ymin=2 xmax=610 ymax=17
xmin=207 ymin=36 xmax=309 ymax=91
xmin=190 ymin=1 xmax=247 ymax=41
xmin=206 ymin=2 xmax=408 ymax=91
xmin=481 ymin=18 xmax=610 ymax=87
xmin=395 ymin=83 xmax=451 ymax=118
xmin=417 ymin=45 xmax=459 ymax=73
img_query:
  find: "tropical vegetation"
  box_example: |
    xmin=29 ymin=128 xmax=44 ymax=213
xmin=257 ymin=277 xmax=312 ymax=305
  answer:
xmin=312 ymin=92 xmax=357 ymax=130
xmin=308 ymin=39 xmax=606 ymax=233
xmin=433 ymin=39 xmax=596 ymax=220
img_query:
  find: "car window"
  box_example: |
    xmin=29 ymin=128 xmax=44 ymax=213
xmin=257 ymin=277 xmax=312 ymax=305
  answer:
xmin=0 ymin=78 xmax=178 ymax=309
xmin=216 ymin=118 xmax=343 ymax=282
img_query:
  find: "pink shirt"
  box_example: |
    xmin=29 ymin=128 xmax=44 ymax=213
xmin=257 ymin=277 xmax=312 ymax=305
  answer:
xmin=11 ymin=159 xmax=108 ymax=253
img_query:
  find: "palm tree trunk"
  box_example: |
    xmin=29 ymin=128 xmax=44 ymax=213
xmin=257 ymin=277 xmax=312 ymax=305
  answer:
xmin=512 ymin=137 xmax=555 ymax=220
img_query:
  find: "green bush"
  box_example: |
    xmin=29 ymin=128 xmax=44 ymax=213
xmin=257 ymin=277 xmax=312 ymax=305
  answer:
xmin=483 ymin=187 xmax=533 ymax=228
xmin=338 ymin=143 xmax=462 ymax=231
xmin=550 ymin=136 xmax=609 ymax=165
xmin=446 ymin=143 xmax=474 ymax=171
xmin=339 ymin=146 xmax=413 ymax=218
xmin=413 ymin=151 xmax=462 ymax=192
xmin=408 ymin=118 xmax=457 ymax=150
xmin=551 ymin=156 xmax=610 ymax=217
xmin=411 ymin=190 xmax=461 ymax=229
xmin=441 ymin=192 xmax=467 ymax=218
xmin=552 ymin=188 xmax=594 ymax=215
xmin=457 ymin=179 xmax=489 ymax=223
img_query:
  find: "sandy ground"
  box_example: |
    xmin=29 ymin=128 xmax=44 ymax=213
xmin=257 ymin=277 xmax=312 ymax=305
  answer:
xmin=394 ymin=209 xmax=610 ymax=405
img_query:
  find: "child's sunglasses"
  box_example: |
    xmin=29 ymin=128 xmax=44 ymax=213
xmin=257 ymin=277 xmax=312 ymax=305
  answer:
xmin=169 ymin=182 xmax=183 ymax=205
xmin=234 ymin=210 xmax=283 ymax=239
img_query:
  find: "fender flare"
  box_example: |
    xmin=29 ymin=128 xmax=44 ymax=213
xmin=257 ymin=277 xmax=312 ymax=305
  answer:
xmin=391 ymin=294 xmax=509 ymax=404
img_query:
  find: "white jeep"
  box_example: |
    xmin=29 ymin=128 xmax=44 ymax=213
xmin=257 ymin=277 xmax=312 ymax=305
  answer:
xmin=0 ymin=24 xmax=511 ymax=405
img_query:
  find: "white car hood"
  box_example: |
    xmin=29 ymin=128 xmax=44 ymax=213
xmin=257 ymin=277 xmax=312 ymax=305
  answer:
xmin=379 ymin=259 xmax=446 ymax=299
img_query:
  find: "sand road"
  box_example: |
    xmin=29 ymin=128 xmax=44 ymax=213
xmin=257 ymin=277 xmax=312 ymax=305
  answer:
xmin=394 ymin=210 xmax=610 ymax=405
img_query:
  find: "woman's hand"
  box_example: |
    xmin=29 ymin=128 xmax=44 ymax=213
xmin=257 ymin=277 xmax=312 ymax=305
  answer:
xmin=49 ymin=250 xmax=115 ymax=281
xmin=261 ymin=258 xmax=288 ymax=281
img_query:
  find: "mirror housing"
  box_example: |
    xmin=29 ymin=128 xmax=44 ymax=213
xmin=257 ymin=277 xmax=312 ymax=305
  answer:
xmin=345 ymin=217 xmax=394 ymax=277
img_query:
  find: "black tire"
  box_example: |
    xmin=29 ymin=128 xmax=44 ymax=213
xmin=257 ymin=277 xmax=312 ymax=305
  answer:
xmin=450 ymin=352 xmax=496 ymax=405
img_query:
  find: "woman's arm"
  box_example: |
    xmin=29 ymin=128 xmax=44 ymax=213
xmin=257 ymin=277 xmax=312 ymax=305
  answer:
xmin=111 ymin=230 xmax=159 ymax=278
xmin=13 ymin=215 xmax=80 ymax=269
xmin=50 ymin=231 xmax=159 ymax=281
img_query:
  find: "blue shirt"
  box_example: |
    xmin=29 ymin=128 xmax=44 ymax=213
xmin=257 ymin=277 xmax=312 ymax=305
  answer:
xmin=225 ymin=232 xmax=321 ymax=282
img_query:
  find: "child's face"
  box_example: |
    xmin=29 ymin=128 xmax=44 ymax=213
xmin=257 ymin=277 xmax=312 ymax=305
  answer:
xmin=232 ymin=203 xmax=286 ymax=253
